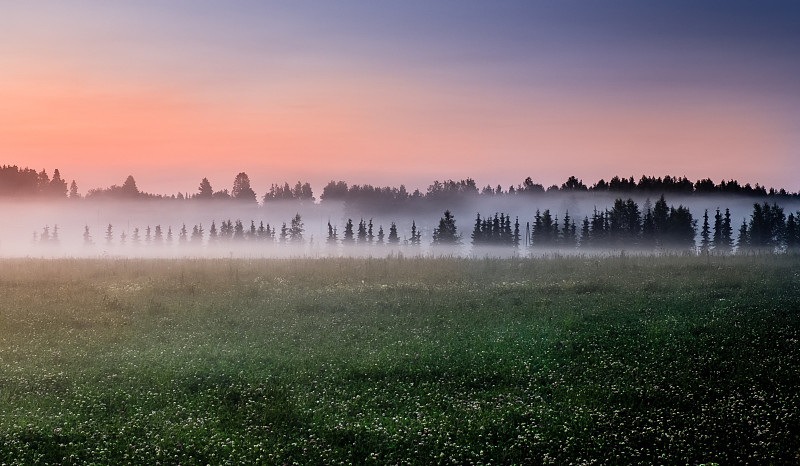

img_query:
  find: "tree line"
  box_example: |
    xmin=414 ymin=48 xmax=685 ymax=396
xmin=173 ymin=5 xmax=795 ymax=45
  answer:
xmin=3 ymin=165 xmax=799 ymax=203
xmin=32 ymin=198 xmax=800 ymax=254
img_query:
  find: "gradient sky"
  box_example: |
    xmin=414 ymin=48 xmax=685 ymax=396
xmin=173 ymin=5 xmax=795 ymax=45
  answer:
xmin=2 ymin=1 xmax=799 ymax=195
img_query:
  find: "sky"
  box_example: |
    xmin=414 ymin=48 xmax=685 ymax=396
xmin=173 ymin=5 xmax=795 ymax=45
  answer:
xmin=2 ymin=1 xmax=799 ymax=196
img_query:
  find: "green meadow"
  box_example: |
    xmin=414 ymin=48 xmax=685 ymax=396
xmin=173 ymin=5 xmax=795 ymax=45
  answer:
xmin=1 ymin=255 xmax=798 ymax=464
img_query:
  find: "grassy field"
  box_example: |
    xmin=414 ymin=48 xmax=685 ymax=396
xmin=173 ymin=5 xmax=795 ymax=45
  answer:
xmin=1 ymin=255 xmax=799 ymax=464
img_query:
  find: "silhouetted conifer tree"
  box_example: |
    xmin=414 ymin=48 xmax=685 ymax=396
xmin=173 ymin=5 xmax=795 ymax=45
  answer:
xmin=561 ymin=211 xmax=576 ymax=247
xmin=472 ymin=213 xmax=484 ymax=245
xmin=748 ymin=202 xmax=785 ymax=252
xmin=257 ymin=221 xmax=271 ymax=241
xmin=432 ymin=210 xmax=460 ymax=245
xmin=388 ymin=222 xmax=399 ymax=244
xmin=737 ymin=219 xmax=749 ymax=253
xmin=279 ymin=222 xmax=288 ymax=243
xmin=49 ymin=169 xmax=68 ymax=197
xmin=179 ymin=224 xmax=188 ymax=244
xmin=197 ymin=177 xmax=213 ymax=199
xmin=410 ymin=221 xmax=421 ymax=245
xmin=700 ymin=209 xmax=711 ymax=254
xmin=712 ymin=208 xmax=723 ymax=253
xmin=191 ymin=224 xmax=204 ymax=244
xmin=663 ymin=205 xmax=696 ymax=251
xmin=69 ymin=180 xmax=80 ymax=199
xmin=653 ymin=195 xmax=669 ymax=240
xmin=357 ymin=219 xmax=367 ymax=243
xmin=105 ymin=224 xmax=113 ymax=245
xmin=531 ymin=210 xmax=543 ymax=247
xmin=327 ymin=221 xmax=337 ymax=245
xmin=722 ymin=208 xmax=733 ymax=252
xmin=579 ymin=217 xmax=591 ymax=248
xmin=233 ymin=220 xmax=245 ymax=241
xmin=504 ymin=214 xmax=512 ymax=245
xmin=208 ymin=221 xmax=218 ymax=243
xmin=289 ymin=214 xmax=304 ymax=242
xmin=343 ymin=219 xmax=355 ymax=244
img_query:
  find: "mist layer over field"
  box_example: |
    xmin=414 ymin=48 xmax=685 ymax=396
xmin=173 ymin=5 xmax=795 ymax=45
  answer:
xmin=3 ymin=193 xmax=797 ymax=258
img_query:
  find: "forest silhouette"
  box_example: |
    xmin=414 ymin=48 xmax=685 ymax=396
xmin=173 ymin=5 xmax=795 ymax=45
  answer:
xmin=1 ymin=165 xmax=797 ymax=202
xmin=7 ymin=164 xmax=799 ymax=255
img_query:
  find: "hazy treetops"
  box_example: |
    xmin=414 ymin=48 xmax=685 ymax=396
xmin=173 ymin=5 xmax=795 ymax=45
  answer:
xmin=1 ymin=165 xmax=797 ymax=203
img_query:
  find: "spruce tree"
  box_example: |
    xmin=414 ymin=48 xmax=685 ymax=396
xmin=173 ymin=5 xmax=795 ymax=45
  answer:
xmin=432 ymin=210 xmax=460 ymax=245
xmin=722 ymin=208 xmax=734 ymax=252
xmin=179 ymin=224 xmax=188 ymax=244
xmin=106 ymin=224 xmax=113 ymax=245
xmin=531 ymin=210 xmax=543 ymax=247
xmin=388 ymin=222 xmax=399 ymax=244
xmin=279 ymin=223 xmax=288 ymax=243
xmin=664 ymin=205 xmax=696 ymax=251
xmin=289 ymin=214 xmax=304 ymax=242
xmin=209 ymin=221 xmax=218 ymax=243
xmin=736 ymin=219 xmax=749 ymax=253
xmin=471 ymin=213 xmax=482 ymax=245
xmin=197 ymin=177 xmax=213 ymax=199
xmin=580 ymin=216 xmax=591 ymax=249
xmin=192 ymin=224 xmax=204 ymax=244
xmin=233 ymin=220 xmax=245 ymax=241
xmin=69 ymin=180 xmax=80 ymax=199
xmin=343 ymin=219 xmax=355 ymax=244
xmin=653 ymin=195 xmax=669 ymax=240
xmin=561 ymin=211 xmax=577 ymax=247
xmin=327 ymin=221 xmax=337 ymax=245
xmin=357 ymin=219 xmax=367 ymax=243
xmin=712 ymin=208 xmax=723 ymax=253
xmin=700 ymin=209 xmax=711 ymax=254
xmin=410 ymin=221 xmax=421 ymax=245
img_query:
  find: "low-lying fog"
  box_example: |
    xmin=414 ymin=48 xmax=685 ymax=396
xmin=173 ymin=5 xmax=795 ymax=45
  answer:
xmin=2 ymin=193 xmax=798 ymax=258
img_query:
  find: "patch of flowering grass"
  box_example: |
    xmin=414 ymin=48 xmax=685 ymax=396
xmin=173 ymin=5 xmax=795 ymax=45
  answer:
xmin=0 ymin=255 xmax=799 ymax=464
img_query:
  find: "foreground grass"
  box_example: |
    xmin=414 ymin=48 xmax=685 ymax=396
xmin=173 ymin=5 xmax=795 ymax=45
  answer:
xmin=0 ymin=255 xmax=799 ymax=464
